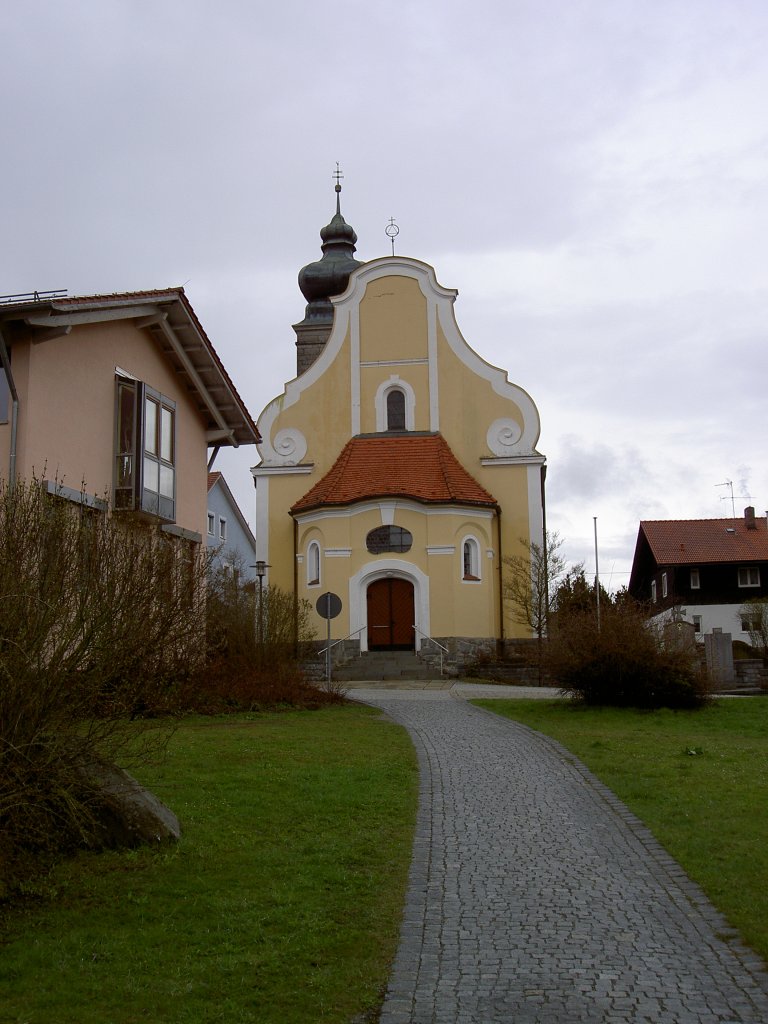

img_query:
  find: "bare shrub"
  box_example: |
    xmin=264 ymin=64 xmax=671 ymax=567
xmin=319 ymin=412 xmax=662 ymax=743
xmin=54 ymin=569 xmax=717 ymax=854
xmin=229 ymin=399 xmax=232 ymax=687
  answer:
xmin=548 ymin=598 xmax=709 ymax=709
xmin=0 ymin=478 xmax=208 ymax=868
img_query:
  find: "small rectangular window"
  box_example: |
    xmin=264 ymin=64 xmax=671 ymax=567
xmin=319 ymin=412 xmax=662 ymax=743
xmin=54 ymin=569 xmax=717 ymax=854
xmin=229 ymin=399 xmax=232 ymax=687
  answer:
xmin=661 ymin=572 xmax=668 ymax=598
xmin=741 ymin=617 xmax=758 ymax=632
xmin=738 ymin=567 xmax=760 ymax=588
xmin=690 ymin=569 xmax=700 ymax=589
xmin=692 ymin=615 xmax=702 ymax=633
xmin=651 ymin=580 xmax=657 ymax=603
xmin=207 ymin=513 xmax=215 ymax=536
xmin=219 ymin=518 xmax=227 ymax=542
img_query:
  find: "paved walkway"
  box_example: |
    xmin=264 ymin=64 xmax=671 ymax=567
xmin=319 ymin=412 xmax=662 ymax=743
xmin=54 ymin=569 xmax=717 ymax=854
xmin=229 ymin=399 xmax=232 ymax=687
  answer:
xmin=349 ymin=686 xmax=768 ymax=1024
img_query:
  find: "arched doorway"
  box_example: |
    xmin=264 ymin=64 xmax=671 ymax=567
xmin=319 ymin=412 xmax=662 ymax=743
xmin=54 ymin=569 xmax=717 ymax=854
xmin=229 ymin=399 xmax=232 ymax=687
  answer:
xmin=367 ymin=577 xmax=415 ymax=650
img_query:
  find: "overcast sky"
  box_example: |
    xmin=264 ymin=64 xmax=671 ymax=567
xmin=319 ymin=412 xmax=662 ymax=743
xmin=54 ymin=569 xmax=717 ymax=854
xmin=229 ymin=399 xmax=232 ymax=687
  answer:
xmin=3 ymin=1 xmax=767 ymax=589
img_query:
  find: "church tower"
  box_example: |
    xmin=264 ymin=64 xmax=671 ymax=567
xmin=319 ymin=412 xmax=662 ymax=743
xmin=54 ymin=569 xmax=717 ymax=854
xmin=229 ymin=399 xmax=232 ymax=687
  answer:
xmin=252 ymin=178 xmax=546 ymax=667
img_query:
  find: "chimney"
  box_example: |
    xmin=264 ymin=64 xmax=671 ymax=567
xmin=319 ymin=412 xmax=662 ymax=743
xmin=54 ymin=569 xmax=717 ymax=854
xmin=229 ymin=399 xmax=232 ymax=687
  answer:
xmin=745 ymin=506 xmax=757 ymax=529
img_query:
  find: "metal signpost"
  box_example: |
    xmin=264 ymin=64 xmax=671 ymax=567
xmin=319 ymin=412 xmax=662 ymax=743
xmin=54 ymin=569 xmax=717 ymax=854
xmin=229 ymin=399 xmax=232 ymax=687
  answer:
xmin=316 ymin=591 xmax=342 ymax=686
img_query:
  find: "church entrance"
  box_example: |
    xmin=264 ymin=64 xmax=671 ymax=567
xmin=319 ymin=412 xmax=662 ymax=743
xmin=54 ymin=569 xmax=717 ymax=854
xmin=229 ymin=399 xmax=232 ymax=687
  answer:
xmin=367 ymin=577 xmax=415 ymax=650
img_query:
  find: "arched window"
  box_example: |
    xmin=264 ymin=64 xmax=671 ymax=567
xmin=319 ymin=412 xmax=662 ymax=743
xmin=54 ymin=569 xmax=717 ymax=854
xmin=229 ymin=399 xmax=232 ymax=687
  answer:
xmin=307 ymin=541 xmax=321 ymax=586
xmin=462 ymin=537 xmax=480 ymax=581
xmin=366 ymin=525 xmax=413 ymax=554
xmin=386 ymin=389 xmax=406 ymax=431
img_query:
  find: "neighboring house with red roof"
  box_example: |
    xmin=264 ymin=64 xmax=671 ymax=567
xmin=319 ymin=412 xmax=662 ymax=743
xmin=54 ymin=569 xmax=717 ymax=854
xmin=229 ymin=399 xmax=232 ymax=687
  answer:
xmin=252 ymin=186 xmax=546 ymax=660
xmin=628 ymin=507 xmax=768 ymax=643
xmin=207 ymin=471 xmax=257 ymax=582
xmin=0 ymin=288 xmax=259 ymax=545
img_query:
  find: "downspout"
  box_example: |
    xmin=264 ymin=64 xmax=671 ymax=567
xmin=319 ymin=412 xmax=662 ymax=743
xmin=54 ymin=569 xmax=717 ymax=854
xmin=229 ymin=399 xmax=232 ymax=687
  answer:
xmin=496 ymin=504 xmax=504 ymax=654
xmin=293 ymin=515 xmax=299 ymax=657
xmin=0 ymin=326 xmax=19 ymax=492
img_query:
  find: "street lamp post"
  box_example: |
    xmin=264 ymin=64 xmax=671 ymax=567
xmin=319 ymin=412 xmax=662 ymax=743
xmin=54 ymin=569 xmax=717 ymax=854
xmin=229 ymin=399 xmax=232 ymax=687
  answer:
xmin=252 ymin=560 xmax=271 ymax=657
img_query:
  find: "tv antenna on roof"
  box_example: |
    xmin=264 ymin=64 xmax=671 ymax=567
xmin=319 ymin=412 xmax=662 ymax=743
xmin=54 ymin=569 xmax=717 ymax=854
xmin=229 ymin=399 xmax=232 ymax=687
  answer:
xmin=716 ymin=479 xmax=752 ymax=519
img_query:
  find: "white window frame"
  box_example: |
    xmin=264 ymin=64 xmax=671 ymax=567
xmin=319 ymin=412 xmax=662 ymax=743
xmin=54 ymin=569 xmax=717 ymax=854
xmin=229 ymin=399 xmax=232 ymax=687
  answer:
xmin=219 ymin=517 xmax=227 ymax=542
xmin=690 ymin=568 xmax=700 ymax=589
xmin=738 ymin=566 xmax=760 ymax=588
xmin=307 ymin=541 xmax=321 ymax=587
xmin=114 ymin=375 xmax=176 ymax=522
xmin=207 ymin=512 xmax=215 ymax=536
xmin=692 ymin=615 xmax=702 ymax=634
xmin=651 ymin=580 xmax=657 ymax=603
xmin=661 ymin=572 xmax=668 ymax=598
xmin=461 ymin=536 xmax=481 ymax=583
xmin=374 ymin=376 xmax=416 ymax=432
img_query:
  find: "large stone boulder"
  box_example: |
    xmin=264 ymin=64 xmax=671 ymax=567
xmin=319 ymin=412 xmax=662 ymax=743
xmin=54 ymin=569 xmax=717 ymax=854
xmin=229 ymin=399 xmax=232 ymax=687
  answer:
xmin=85 ymin=762 xmax=181 ymax=849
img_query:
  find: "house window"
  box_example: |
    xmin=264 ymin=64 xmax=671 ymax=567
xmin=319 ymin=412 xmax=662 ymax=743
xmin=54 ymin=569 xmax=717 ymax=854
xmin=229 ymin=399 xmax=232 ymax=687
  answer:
xmin=366 ymin=525 xmax=413 ymax=554
xmin=307 ymin=541 xmax=321 ymax=586
xmin=462 ymin=537 xmax=481 ymax=581
xmin=661 ymin=572 xmax=668 ymax=598
xmin=651 ymin=580 xmax=657 ymax=603
xmin=741 ymin=616 xmax=758 ymax=633
xmin=692 ymin=615 xmax=702 ymax=634
xmin=386 ymin=389 xmax=406 ymax=431
xmin=115 ymin=376 xmax=176 ymax=521
xmin=219 ymin=518 xmax=227 ymax=542
xmin=207 ymin=513 xmax=215 ymax=536
xmin=690 ymin=568 xmax=700 ymax=589
xmin=738 ymin=567 xmax=760 ymax=588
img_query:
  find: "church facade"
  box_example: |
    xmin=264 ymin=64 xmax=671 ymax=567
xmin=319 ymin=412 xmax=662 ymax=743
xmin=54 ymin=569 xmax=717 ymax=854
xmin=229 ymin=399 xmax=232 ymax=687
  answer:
xmin=252 ymin=189 xmax=546 ymax=661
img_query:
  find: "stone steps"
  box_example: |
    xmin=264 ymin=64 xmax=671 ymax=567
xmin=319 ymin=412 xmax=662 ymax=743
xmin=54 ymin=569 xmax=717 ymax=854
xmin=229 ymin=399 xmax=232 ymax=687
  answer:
xmin=330 ymin=650 xmax=446 ymax=682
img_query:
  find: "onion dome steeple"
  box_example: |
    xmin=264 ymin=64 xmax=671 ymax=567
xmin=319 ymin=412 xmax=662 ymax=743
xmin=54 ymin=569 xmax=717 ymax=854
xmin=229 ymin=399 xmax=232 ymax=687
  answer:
xmin=294 ymin=167 xmax=363 ymax=376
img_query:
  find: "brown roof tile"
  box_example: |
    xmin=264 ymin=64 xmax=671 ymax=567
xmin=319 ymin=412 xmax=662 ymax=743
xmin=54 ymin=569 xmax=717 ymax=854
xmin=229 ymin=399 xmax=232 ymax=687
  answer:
xmin=291 ymin=434 xmax=498 ymax=513
xmin=640 ymin=515 xmax=768 ymax=565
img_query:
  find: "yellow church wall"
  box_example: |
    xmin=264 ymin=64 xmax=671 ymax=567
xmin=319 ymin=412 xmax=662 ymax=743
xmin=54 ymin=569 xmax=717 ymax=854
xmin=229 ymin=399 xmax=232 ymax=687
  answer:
xmin=358 ymin=277 xmax=428 ymax=364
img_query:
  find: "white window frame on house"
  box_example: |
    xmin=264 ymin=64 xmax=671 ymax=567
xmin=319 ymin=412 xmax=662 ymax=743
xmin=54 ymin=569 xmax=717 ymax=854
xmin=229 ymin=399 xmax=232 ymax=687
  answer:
xmin=461 ymin=536 xmax=481 ymax=582
xmin=690 ymin=568 xmax=700 ymax=589
xmin=741 ymin=616 xmax=759 ymax=633
xmin=692 ymin=615 xmax=702 ymax=634
xmin=651 ymin=580 xmax=657 ymax=603
xmin=738 ymin=566 xmax=760 ymax=588
xmin=307 ymin=541 xmax=321 ymax=587
xmin=114 ymin=374 xmax=176 ymax=522
xmin=661 ymin=572 xmax=668 ymax=598
xmin=219 ymin=517 xmax=227 ymax=542
xmin=207 ymin=512 xmax=215 ymax=536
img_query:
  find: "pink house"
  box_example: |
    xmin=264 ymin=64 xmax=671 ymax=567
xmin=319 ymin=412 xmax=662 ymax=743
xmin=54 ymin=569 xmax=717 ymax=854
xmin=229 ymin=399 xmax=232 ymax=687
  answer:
xmin=0 ymin=288 xmax=259 ymax=541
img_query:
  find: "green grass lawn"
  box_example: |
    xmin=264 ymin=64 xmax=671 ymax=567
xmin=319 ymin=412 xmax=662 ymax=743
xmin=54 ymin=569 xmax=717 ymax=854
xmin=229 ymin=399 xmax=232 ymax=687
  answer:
xmin=475 ymin=696 xmax=768 ymax=964
xmin=0 ymin=705 xmax=418 ymax=1024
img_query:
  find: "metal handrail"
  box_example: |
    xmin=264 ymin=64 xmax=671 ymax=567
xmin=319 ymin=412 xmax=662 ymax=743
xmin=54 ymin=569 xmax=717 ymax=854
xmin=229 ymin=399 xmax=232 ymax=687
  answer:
xmin=318 ymin=626 xmax=365 ymax=658
xmin=413 ymin=625 xmax=448 ymax=676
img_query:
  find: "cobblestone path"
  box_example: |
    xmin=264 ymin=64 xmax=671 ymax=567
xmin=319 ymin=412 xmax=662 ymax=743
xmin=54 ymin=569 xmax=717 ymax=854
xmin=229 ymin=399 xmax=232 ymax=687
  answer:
xmin=354 ymin=691 xmax=768 ymax=1024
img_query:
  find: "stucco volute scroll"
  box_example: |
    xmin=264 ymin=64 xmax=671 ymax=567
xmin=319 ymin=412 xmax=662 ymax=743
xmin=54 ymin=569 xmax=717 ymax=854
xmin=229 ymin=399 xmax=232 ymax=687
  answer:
xmin=486 ymin=418 xmax=523 ymax=457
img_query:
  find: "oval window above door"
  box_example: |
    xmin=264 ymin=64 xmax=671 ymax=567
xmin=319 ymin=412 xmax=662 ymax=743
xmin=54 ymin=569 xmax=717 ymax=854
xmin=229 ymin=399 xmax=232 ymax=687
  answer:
xmin=366 ymin=525 xmax=413 ymax=554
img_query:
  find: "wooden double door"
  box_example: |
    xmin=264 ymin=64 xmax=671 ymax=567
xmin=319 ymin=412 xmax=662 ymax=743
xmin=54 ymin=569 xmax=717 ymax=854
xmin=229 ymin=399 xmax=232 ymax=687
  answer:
xmin=367 ymin=578 xmax=415 ymax=650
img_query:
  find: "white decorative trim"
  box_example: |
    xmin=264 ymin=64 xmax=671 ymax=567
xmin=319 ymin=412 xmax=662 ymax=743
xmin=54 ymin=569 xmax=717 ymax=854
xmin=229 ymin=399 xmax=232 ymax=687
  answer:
xmin=428 ymin=294 xmax=439 ymax=431
xmin=486 ymin=418 xmax=522 ymax=457
xmin=527 ymin=464 xmax=544 ymax=552
xmin=374 ymin=376 xmax=416 ymax=431
xmin=273 ymin=428 xmax=307 ymax=464
xmin=380 ymin=501 xmax=397 ymax=525
xmin=427 ymin=545 xmax=455 ymax=555
xmin=460 ymin=534 xmax=482 ymax=583
xmin=348 ymin=559 xmax=430 ymax=652
xmin=325 ymin=548 xmax=352 ymax=558
xmin=293 ymin=500 xmax=496 ymax=526
xmin=360 ymin=358 xmax=428 ymax=367
xmin=480 ymin=455 xmax=546 ymax=467
xmin=351 ymin=301 xmax=361 ymax=436
xmin=252 ymin=464 xmax=314 ymax=477
xmin=254 ymin=474 xmax=269 ymax=567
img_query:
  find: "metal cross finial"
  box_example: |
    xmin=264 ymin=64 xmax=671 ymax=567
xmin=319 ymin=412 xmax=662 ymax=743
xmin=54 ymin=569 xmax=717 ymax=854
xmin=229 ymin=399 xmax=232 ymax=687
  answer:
xmin=333 ymin=162 xmax=344 ymax=193
xmin=385 ymin=217 xmax=399 ymax=256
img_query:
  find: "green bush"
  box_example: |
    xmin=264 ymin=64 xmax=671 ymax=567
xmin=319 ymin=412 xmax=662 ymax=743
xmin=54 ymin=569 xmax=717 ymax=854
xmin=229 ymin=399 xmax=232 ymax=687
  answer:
xmin=548 ymin=600 xmax=709 ymax=709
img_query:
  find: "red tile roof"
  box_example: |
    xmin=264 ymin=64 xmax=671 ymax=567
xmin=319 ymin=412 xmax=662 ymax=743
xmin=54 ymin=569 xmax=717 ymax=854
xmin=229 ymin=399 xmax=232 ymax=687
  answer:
xmin=207 ymin=471 xmax=222 ymax=492
xmin=291 ymin=434 xmax=498 ymax=514
xmin=639 ymin=515 xmax=768 ymax=565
